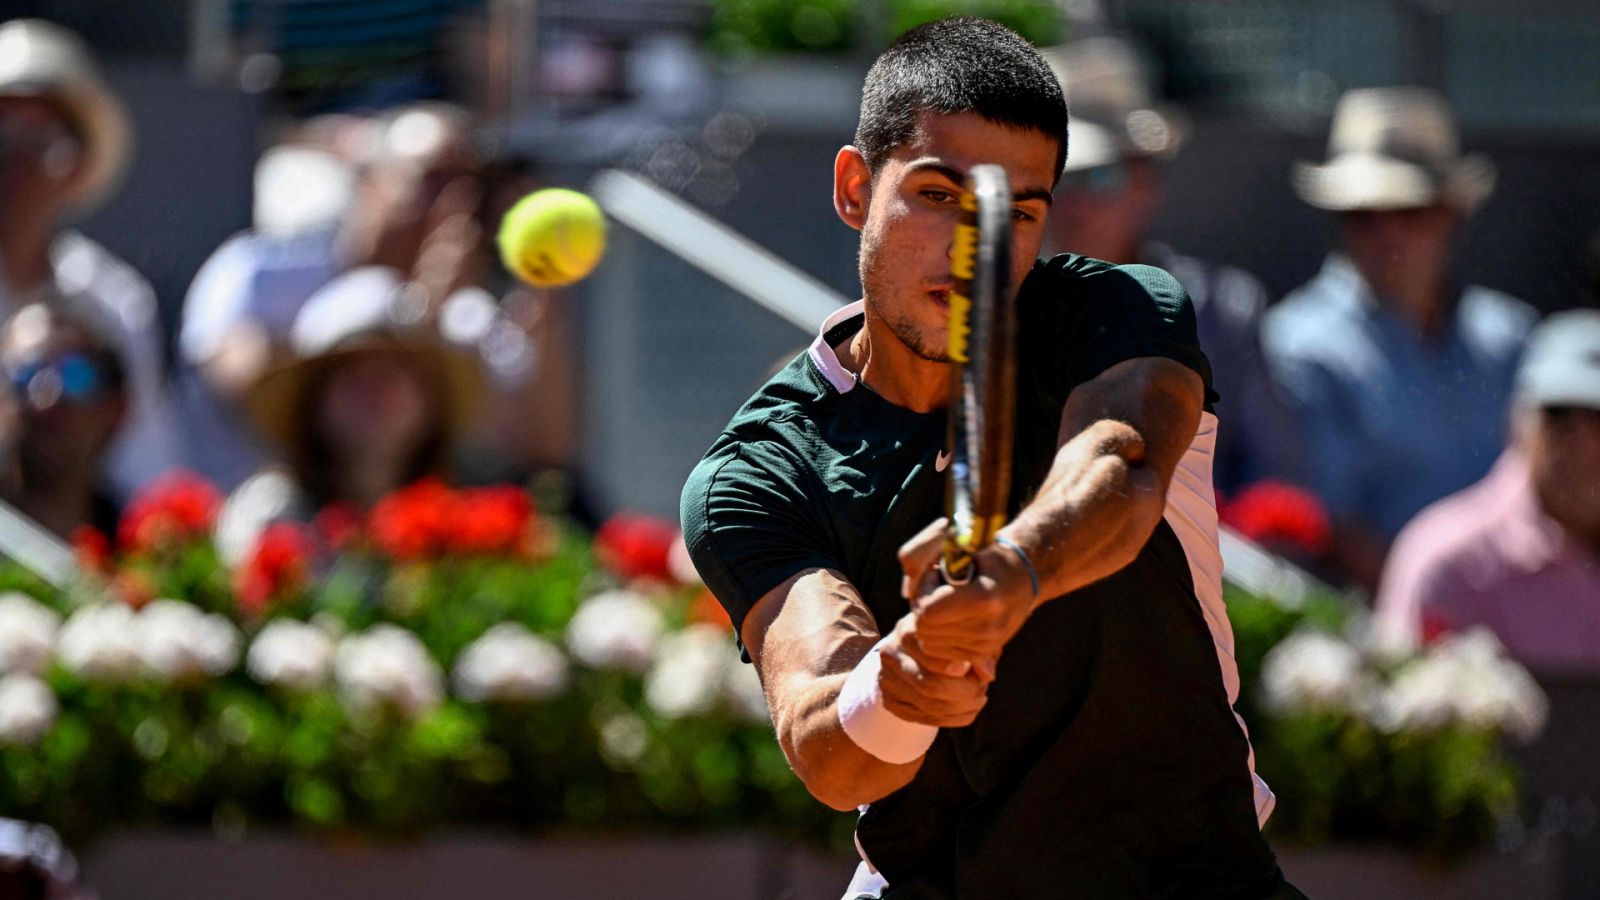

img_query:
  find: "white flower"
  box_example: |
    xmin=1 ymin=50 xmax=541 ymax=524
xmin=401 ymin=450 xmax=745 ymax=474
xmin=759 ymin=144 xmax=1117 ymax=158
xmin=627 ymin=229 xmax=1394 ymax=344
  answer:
xmin=0 ymin=674 xmax=56 ymax=745
xmin=0 ymin=592 xmax=60 ymax=676
xmin=645 ymin=625 xmax=730 ymax=718
xmin=565 ymin=590 xmax=664 ymax=673
xmin=1260 ymin=628 xmax=1371 ymax=714
xmin=667 ymin=533 xmax=702 ymax=586
xmin=643 ymin=623 xmax=768 ymax=722
xmin=334 ymin=625 xmax=444 ymax=718
xmin=725 ymin=658 xmax=770 ymax=724
xmin=1373 ymin=627 xmax=1548 ymax=741
xmin=453 ymin=623 xmax=569 ymax=702
xmin=56 ymin=603 xmax=141 ymax=682
xmin=247 ymin=619 xmax=337 ymax=691
xmin=134 ymin=600 xmax=241 ymax=681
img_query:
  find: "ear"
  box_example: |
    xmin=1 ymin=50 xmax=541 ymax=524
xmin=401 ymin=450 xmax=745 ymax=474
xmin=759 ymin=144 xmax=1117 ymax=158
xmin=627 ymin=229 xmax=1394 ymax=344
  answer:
xmin=833 ymin=146 xmax=871 ymax=231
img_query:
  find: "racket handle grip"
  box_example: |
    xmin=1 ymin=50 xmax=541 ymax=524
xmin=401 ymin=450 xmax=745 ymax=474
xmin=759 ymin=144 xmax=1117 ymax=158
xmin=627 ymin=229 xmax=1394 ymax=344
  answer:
xmin=939 ymin=547 xmax=977 ymax=585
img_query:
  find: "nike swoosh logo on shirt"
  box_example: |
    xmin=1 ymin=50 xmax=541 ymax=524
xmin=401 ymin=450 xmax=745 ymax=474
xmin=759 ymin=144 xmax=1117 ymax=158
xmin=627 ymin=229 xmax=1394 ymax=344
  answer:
xmin=935 ymin=450 xmax=952 ymax=472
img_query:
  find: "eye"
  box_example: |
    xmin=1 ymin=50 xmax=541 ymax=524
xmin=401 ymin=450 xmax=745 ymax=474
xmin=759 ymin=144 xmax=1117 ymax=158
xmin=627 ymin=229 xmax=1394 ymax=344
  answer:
xmin=920 ymin=188 xmax=957 ymax=204
xmin=1011 ymin=207 xmax=1039 ymax=224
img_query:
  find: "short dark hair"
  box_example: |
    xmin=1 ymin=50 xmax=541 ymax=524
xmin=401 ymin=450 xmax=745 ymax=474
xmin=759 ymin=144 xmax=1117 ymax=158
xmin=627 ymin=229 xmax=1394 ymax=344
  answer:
xmin=855 ymin=17 xmax=1068 ymax=181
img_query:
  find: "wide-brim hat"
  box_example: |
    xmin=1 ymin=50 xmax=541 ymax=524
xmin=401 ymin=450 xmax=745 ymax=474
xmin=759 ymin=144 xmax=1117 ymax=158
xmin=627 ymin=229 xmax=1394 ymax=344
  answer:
xmin=0 ymin=19 xmax=132 ymax=210
xmin=1293 ymin=87 xmax=1495 ymax=213
xmin=1042 ymin=36 xmax=1189 ymax=174
xmin=246 ymin=270 xmax=487 ymax=453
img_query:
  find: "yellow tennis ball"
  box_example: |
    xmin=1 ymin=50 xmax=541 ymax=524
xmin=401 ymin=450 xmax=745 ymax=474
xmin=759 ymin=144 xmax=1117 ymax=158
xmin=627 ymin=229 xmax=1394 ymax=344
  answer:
xmin=496 ymin=188 xmax=607 ymax=287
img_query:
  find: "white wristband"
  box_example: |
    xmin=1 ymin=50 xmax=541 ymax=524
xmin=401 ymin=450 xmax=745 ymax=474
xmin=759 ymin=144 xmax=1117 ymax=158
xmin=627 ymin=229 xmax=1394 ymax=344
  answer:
xmin=836 ymin=640 xmax=938 ymax=764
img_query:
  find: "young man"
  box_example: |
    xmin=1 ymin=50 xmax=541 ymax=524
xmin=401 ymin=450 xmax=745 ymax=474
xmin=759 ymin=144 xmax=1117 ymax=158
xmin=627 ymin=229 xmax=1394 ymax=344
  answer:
xmin=682 ymin=18 xmax=1295 ymax=898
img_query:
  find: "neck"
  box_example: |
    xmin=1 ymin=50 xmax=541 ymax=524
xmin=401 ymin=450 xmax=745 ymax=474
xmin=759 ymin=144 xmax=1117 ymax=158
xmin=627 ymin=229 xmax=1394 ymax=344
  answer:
xmin=838 ymin=310 xmax=951 ymax=413
xmin=11 ymin=467 xmax=97 ymax=541
xmin=331 ymin=454 xmax=413 ymax=508
xmin=0 ymin=221 xmax=58 ymax=294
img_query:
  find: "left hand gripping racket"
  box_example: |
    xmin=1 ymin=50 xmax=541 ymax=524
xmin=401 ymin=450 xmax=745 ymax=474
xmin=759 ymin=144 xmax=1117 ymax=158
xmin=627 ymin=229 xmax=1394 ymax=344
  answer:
xmin=940 ymin=164 xmax=1017 ymax=585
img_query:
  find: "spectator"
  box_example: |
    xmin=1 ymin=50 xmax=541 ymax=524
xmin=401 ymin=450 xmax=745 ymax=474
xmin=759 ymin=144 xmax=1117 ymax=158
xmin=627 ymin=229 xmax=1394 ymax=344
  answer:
xmin=215 ymin=272 xmax=485 ymax=563
xmin=1374 ymin=310 xmax=1600 ymax=677
xmin=179 ymin=102 xmax=566 ymax=492
xmin=1040 ymin=36 xmax=1300 ymax=494
xmin=0 ymin=18 xmax=180 ymax=503
xmin=0 ymin=304 xmax=126 ymax=540
xmin=1263 ymin=87 xmax=1536 ymax=590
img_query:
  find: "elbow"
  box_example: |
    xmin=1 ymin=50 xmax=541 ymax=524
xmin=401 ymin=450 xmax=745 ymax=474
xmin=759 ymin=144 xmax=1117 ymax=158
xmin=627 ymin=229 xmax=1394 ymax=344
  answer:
xmin=787 ymin=742 xmax=875 ymax=812
xmin=782 ymin=728 xmax=914 ymax=812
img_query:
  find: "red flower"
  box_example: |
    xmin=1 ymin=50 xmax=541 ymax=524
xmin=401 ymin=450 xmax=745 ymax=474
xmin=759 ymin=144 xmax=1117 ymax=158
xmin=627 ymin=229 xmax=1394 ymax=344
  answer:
xmin=236 ymin=522 xmax=315 ymax=616
xmin=314 ymin=502 xmax=364 ymax=551
xmin=594 ymin=512 xmax=679 ymax=583
xmin=71 ymin=526 xmax=112 ymax=573
xmin=118 ymin=470 xmax=222 ymax=553
xmin=1220 ymin=480 xmax=1332 ymax=556
xmin=449 ymin=485 xmax=534 ymax=556
xmin=1419 ymin=608 xmax=1455 ymax=645
xmin=368 ymin=479 xmax=456 ymax=561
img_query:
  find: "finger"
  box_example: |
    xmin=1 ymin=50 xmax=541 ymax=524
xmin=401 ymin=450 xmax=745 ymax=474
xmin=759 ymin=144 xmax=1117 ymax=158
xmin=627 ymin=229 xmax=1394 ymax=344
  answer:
xmin=898 ymin=518 xmax=948 ymax=600
xmin=897 ymin=629 xmax=970 ymax=678
xmin=879 ymin=646 xmax=987 ymax=704
xmin=881 ymin=691 xmax=987 ymax=728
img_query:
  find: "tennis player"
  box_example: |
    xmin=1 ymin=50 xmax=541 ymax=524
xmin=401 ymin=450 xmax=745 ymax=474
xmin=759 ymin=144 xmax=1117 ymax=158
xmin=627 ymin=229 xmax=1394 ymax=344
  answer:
xmin=681 ymin=17 xmax=1300 ymax=899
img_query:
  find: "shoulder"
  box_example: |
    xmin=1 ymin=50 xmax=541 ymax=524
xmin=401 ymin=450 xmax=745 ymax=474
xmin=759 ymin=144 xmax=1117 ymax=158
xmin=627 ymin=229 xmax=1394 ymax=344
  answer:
xmin=1262 ymin=279 xmax=1366 ymax=370
xmin=54 ymin=231 xmax=156 ymax=321
xmin=1027 ymin=254 xmax=1193 ymax=329
xmin=1459 ymin=285 xmax=1538 ymax=354
xmin=684 ymin=357 xmax=825 ymax=506
xmin=1388 ymin=475 xmax=1505 ymax=578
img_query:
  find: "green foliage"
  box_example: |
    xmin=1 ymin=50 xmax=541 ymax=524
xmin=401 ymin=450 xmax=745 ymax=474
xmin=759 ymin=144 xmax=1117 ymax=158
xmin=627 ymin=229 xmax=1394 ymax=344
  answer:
xmin=707 ymin=0 xmax=1064 ymax=58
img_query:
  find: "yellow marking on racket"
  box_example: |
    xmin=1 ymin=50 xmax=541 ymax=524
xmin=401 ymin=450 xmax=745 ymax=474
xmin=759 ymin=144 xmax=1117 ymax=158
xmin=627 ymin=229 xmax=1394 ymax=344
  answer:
xmin=950 ymin=223 xmax=977 ymax=280
xmin=947 ymin=291 xmax=972 ymax=362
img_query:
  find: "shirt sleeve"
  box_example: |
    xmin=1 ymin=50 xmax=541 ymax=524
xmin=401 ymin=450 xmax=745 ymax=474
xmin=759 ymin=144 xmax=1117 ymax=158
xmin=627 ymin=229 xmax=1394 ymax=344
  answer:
xmin=680 ymin=442 xmax=841 ymax=650
xmin=180 ymin=234 xmax=258 ymax=365
xmin=1041 ymin=260 xmax=1217 ymax=403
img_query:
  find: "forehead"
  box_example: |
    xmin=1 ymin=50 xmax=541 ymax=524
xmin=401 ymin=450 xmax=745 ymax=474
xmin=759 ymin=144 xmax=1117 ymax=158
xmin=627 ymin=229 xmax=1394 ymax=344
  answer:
xmin=882 ymin=110 xmax=1060 ymax=188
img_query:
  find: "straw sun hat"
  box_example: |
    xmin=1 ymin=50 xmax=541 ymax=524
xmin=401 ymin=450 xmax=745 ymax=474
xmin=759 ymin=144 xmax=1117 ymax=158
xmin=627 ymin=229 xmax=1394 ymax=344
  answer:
xmin=0 ymin=19 xmax=132 ymax=210
xmin=246 ymin=271 xmax=487 ymax=453
xmin=1042 ymin=36 xmax=1189 ymax=175
xmin=1292 ymin=87 xmax=1495 ymax=213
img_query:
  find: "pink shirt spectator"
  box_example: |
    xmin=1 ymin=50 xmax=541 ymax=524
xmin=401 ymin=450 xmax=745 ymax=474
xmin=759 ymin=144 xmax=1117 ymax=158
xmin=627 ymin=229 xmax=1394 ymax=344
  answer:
xmin=1375 ymin=450 xmax=1600 ymax=676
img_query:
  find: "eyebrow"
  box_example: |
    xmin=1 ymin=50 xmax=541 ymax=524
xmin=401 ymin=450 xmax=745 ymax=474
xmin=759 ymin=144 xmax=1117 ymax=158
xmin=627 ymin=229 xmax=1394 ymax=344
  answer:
xmin=906 ymin=160 xmax=1055 ymax=206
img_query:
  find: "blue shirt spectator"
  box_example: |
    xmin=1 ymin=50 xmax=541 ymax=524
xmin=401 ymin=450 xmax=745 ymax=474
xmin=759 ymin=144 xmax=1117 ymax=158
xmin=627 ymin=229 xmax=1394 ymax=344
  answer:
xmin=1264 ymin=254 xmax=1534 ymax=539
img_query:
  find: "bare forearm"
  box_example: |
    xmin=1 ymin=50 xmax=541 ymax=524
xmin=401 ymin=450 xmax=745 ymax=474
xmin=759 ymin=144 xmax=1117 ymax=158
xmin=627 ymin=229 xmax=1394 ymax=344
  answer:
xmin=999 ymin=419 xmax=1168 ymax=604
xmin=773 ymin=667 xmax=922 ymax=811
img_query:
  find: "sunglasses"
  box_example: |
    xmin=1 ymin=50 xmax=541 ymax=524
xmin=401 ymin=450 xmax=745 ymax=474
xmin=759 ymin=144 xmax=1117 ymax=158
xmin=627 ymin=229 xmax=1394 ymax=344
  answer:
xmin=9 ymin=352 xmax=117 ymax=410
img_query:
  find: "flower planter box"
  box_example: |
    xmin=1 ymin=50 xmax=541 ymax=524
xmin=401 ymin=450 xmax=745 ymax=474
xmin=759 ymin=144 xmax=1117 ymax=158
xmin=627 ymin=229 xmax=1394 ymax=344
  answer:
xmin=81 ymin=831 xmax=854 ymax=900
xmin=1276 ymin=843 xmax=1560 ymax=900
xmin=79 ymin=833 xmax=1563 ymax=900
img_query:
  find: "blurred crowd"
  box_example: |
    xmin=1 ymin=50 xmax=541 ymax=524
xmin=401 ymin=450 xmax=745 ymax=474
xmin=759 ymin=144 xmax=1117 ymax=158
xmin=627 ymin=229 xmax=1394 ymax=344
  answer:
xmin=0 ymin=17 xmax=1594 ymax=692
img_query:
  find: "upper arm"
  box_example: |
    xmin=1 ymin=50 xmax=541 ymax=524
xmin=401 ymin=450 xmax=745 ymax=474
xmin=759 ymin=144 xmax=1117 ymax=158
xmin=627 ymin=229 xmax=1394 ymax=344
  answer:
xmin=740 ymin=567 xmax=879 ymax=705
xmin=1058 ymin=356 xmax=1204 ymax=491
xmin=680 ymin=443 xmax=841 ymax=656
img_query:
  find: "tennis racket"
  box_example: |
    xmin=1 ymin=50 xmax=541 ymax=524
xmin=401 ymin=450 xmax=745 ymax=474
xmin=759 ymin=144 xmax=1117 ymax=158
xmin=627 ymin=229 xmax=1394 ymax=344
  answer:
xmin=940 ymin=164 xmax=1017 ymax=585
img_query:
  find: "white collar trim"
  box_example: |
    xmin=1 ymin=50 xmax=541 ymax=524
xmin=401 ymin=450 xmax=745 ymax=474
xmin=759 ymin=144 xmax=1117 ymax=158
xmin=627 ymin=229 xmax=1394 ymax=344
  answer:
xmin=808 ymin=300 xmax=865 ymax=393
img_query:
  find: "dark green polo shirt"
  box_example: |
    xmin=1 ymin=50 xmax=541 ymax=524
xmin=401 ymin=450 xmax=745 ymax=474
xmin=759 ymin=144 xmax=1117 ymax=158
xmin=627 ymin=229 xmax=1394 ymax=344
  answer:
xmin=681 ymin=254 xmax=1280 ymax=898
